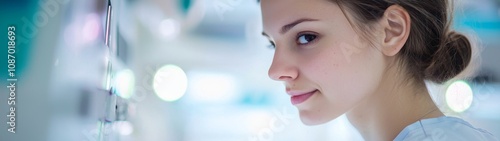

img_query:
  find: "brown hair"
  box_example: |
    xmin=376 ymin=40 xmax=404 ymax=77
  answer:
xmin=332 ymin=0 xmax=472 ymax=84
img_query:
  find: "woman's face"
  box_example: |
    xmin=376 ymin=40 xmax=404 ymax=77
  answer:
xmin=261 ymin=0 xmax=388 ymax=125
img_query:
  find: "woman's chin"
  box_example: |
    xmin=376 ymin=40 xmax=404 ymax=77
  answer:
xmin=298 ymin=112 xmax=332 ymax=126
xmin=300 ymin=119 xmax=324 ymax=126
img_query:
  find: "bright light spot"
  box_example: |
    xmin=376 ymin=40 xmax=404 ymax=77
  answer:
xmin=153 ymin=65 xmax=188 ymax=102
xmin=159 ymin=19 xmax=180 ymax=40
xmin=187 ymin=72 xmax=238 ymax=103
xmin=114 ymin=69 xmax=135 ymax=99
xmin=446 ymin=81 xmax=473 ymax=113
xmin=114 ymin=121 xmax=133 ymax=136
xmin=82 ymin=13 xmax=100 ymax=43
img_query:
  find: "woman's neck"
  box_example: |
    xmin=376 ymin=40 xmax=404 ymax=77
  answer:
xmin=346 ymin=68 xmax=444 ymax=141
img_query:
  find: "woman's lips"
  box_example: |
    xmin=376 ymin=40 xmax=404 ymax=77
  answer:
xmin=289 ymin=90 xmax=317 ymax=105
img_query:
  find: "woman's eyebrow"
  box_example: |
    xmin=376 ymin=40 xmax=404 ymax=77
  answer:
xmin=262 ymin=18 xmax=319 ymax=37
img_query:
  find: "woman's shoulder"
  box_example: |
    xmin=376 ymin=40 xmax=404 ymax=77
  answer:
xmin=394 ymin=116 xmax=498 ymax=141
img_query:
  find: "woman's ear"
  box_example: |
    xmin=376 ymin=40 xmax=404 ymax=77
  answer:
xmin=379 ymin=5 xmax=411 ymax=56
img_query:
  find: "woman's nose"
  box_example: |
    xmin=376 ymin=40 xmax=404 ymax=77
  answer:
xmin=268 ymin=51 xmax=298 ymax=82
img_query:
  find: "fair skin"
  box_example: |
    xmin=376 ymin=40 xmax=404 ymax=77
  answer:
xmin=261 ymin=0 xmax=444 ymax=140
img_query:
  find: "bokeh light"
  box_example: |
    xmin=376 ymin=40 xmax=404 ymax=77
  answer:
xmin=153 ymin=64 xmax=188 ymax=102
xmin=114 ymin=121 xmax=134 ymax=136
xmin=82 ymin=13 xmax=100 ymax=43
xmin=446 ymin=80 xmax=474 ymax=113
xmin=159 ymin=18 xmax=180 ymax=40
xmin=114 ymin=69 xmax=135 ymax=99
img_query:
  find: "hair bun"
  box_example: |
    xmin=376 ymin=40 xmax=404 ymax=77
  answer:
xmin=424 ymin=31 xmax=472 ymax=83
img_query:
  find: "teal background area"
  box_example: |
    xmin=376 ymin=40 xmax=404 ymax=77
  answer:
xmin=0 ymin=0 xmax=41 ymax=140
xmin=0 ymin=0 xmax=38 ymax=82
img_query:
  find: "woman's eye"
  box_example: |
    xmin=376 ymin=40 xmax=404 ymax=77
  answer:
xmin=297 ymin=34 xmax=317 ymax=45
xmin=268 ymin=41 xmax=276 ymax=49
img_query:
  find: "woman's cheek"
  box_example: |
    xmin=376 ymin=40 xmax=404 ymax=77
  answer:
xmin=314 ymin=41 xmax=382 ymax=104
xmin=336 ymin=43 xmax=385 ymax=102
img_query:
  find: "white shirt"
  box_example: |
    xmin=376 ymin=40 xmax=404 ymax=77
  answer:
xmin=394 ymin=116 xmax=498 ymax=141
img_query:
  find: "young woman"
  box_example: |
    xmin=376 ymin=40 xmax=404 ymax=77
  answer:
xmin=260 ymin=0 xmax=498 ymax=140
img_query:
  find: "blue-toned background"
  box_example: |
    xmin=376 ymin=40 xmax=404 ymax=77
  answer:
xmin=0 ymin=0 xmax=499 ymax=141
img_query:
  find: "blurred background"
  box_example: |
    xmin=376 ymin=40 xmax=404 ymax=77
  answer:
xmin=0 ymin=0 xmax=499 ymax=141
